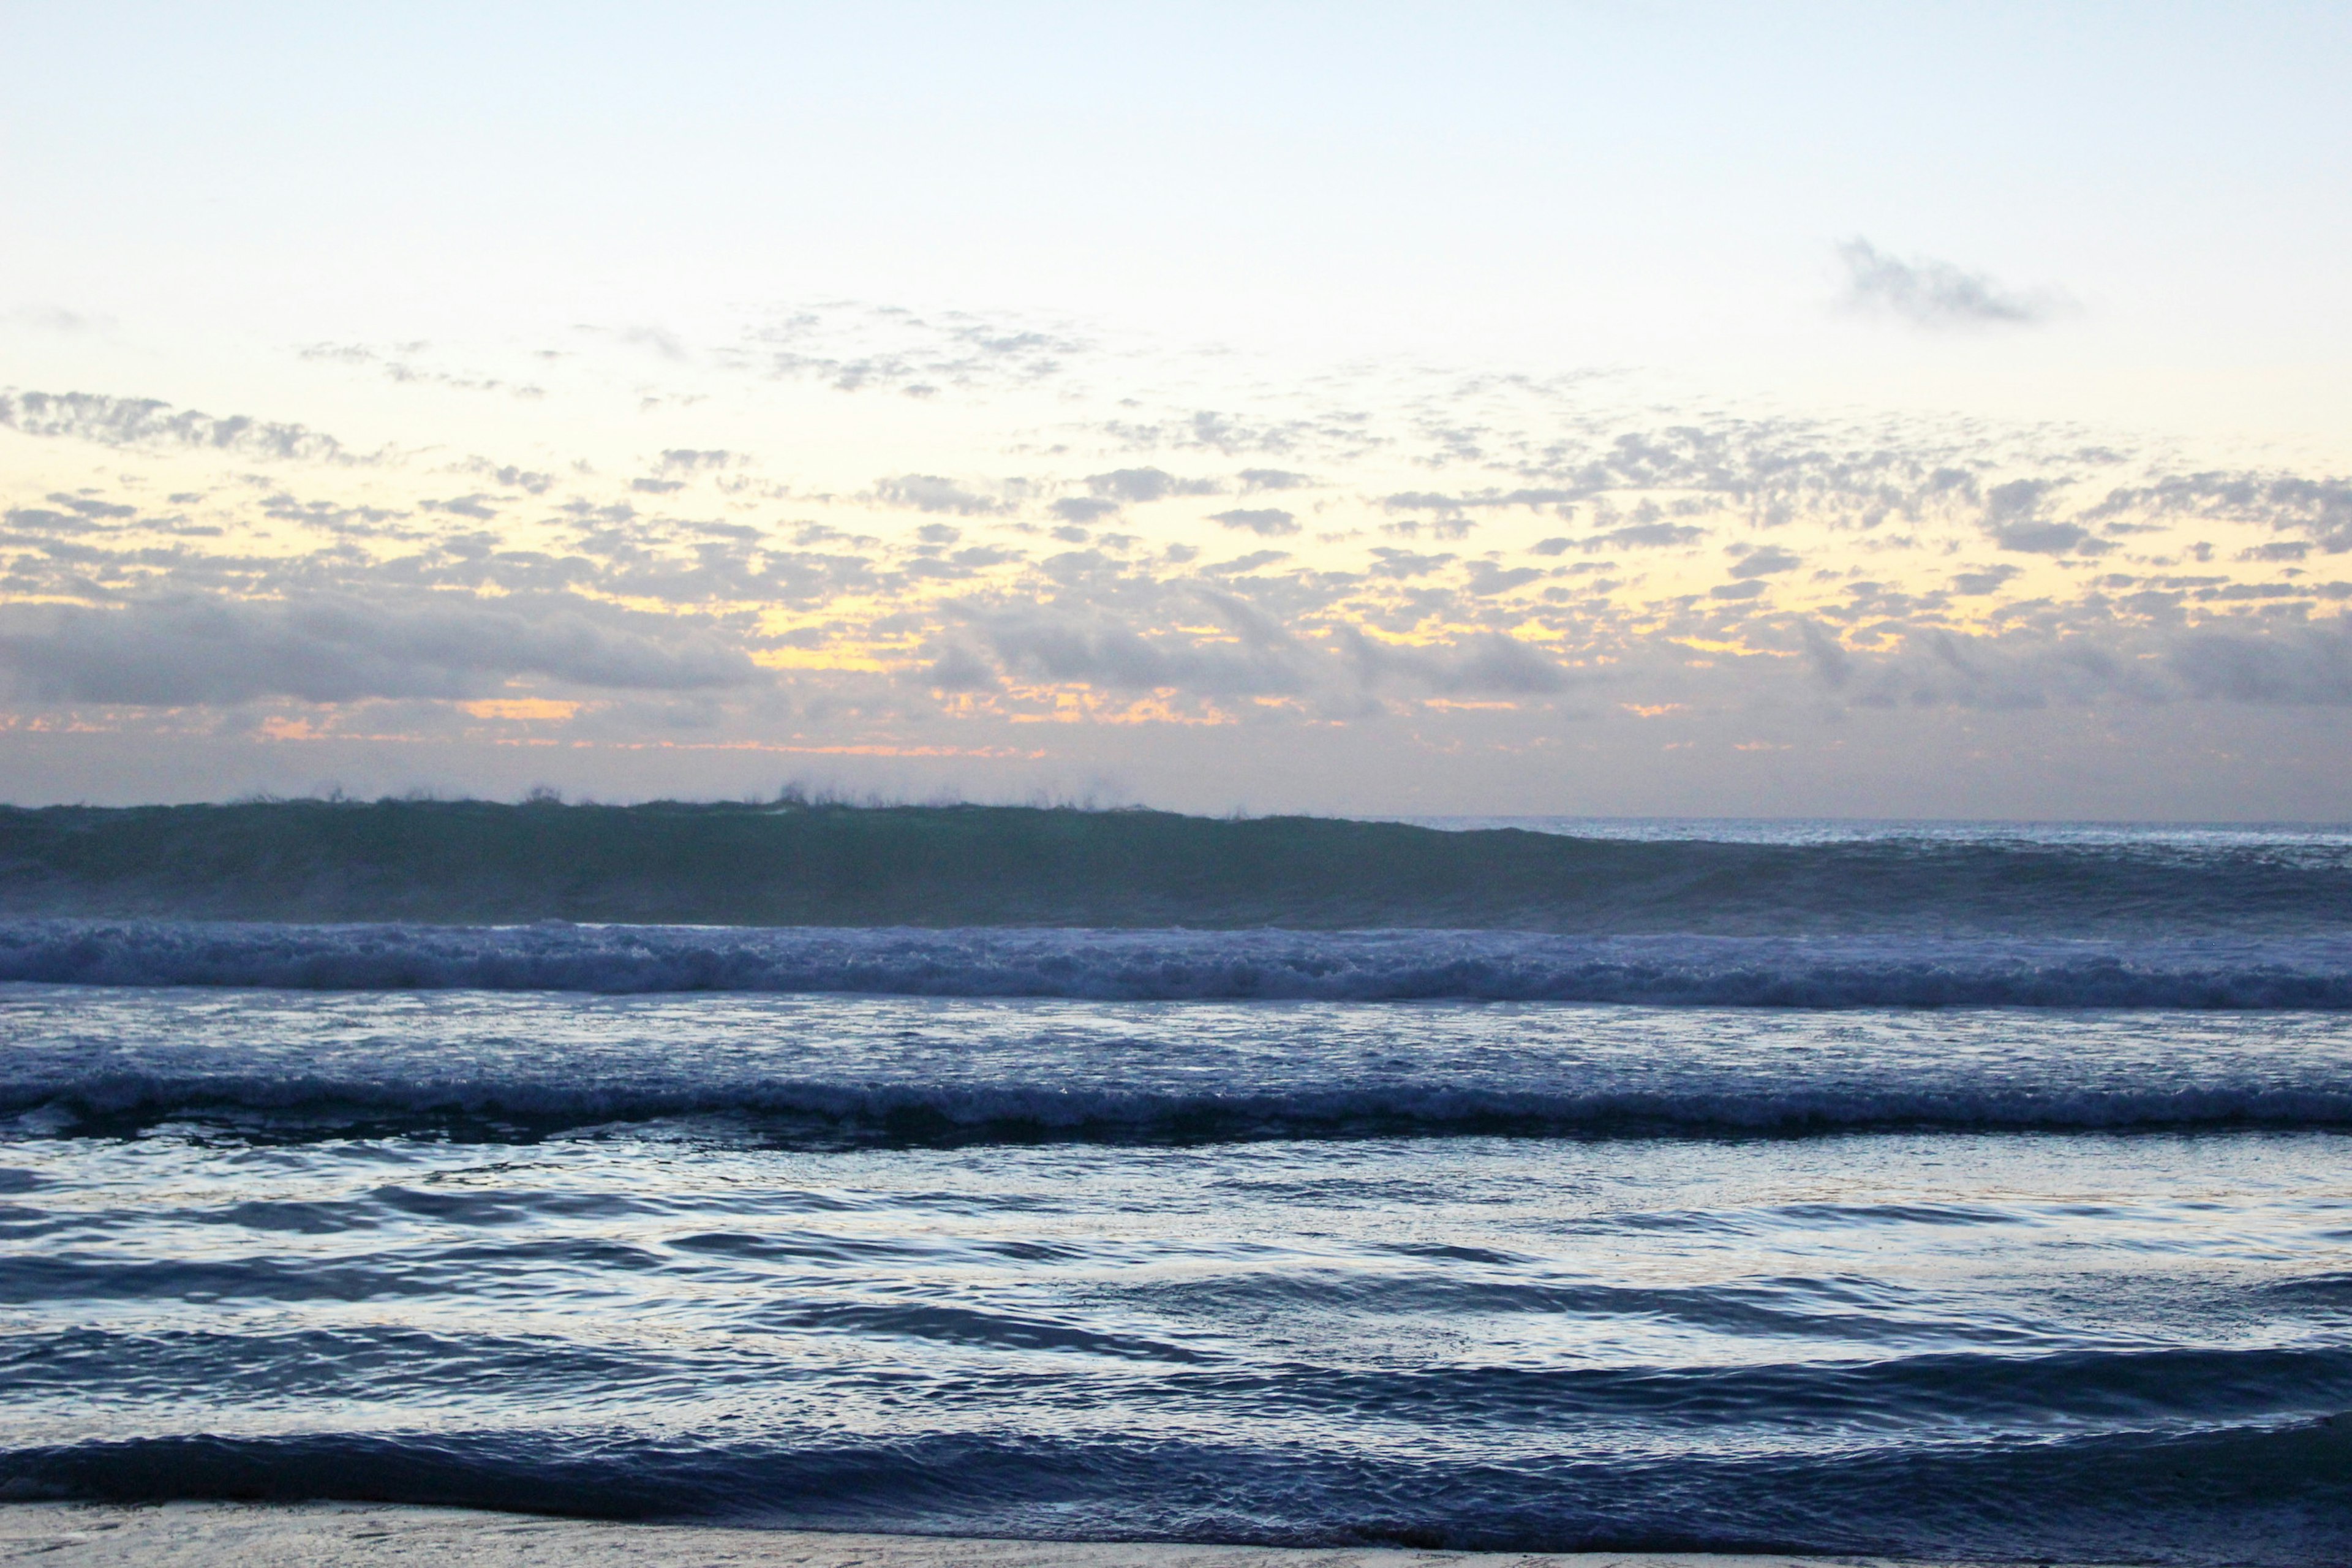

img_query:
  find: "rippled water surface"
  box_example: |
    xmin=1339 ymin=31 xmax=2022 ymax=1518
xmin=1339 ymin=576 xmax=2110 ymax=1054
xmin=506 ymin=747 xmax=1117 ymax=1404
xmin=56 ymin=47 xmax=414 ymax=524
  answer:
xmin=2 ymin=983 xmax=2350 ymax=1562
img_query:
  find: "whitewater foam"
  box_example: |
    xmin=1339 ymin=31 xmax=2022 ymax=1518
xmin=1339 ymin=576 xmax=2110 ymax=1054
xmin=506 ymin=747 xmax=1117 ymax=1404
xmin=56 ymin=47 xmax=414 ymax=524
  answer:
xmin=7 ymin=983 xmax=2350 ymax=1142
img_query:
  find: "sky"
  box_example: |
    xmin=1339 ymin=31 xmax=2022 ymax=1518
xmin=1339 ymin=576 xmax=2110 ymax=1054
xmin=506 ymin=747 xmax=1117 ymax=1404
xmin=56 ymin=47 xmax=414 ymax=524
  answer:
xmin=3 ymin=2 xmax=2350 ymax=818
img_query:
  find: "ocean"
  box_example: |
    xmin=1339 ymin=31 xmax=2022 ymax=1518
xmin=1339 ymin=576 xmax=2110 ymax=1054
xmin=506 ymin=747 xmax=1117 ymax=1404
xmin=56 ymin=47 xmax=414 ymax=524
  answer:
xmin=2 ymin=812 xmax=2350 ymax=1564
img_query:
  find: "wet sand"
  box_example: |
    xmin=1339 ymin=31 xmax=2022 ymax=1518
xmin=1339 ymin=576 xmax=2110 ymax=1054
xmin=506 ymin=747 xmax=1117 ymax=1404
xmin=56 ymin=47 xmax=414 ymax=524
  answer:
xmin=0 ymin=1504 xmax=2075 ymax=1568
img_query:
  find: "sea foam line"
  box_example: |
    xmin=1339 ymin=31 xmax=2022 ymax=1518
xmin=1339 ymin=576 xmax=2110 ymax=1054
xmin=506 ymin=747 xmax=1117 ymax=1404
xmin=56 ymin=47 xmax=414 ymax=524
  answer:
xmin=4 ymin=919 xmax=2352 ymax=1008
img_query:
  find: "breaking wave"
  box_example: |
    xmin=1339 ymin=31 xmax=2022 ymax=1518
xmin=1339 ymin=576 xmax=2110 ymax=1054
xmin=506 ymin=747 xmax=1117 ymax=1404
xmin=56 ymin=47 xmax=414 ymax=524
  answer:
xmin=4 ymin=800 xmax=2350 ymax=934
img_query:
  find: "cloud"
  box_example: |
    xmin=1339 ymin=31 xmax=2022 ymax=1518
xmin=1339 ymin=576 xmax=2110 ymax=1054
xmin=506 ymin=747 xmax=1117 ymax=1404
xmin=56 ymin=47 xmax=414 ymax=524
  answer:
xmin=1238 ymin=469 xmax=1311 ymax=492
xmin=460 ymin=462 xmax=554 ymax=494
xmin=1991 ymin=520 xmax=2094 ymax=554
xmin=6 ymin=307 xmax=109 ymax=333
xmin=1587 ymin=521 xmax=1708 ymax=551
xmin=1210 ymin=508 xmax=1299 ymax=537
xmin=1052 ymin=497 xmax=1122 ymax=525
xmin=924 ymin=641 xmax=1000 ymax=692
xmin=422 ymin=494 xmax=502 ymax=520
xmin=658 ymin=449 xmax=739 ymax=473
xmin=976 ymin=613 xmax=1303 ymax=696
xmin=616 ymin=326 xmax=689 ymax=361
xmin=0 ymin=593 xmax=760 ymax=706
xmin=872 ymin=475 xmax=1010 ymax=516
xmin=1087 ymin=468 xmax=1220 ymax=503
xmin=738 ymin=304 xmax=1087 ymax=395
xmin=299 ymin=343 xmax=544 ymax=400
xmin=1340 ymin=628 xmax=1572 ymax=695
xmin=0 ymin=390 xmax=353 ymax=462
xmin=1727 ymin=545 xmax=1803 ymax=579
xmin=1835 ymin=238 xmax=2065 ymax=329
xmin=1384 ymin=488 xmax=1577 ymax=514
xmin=2081 ymin=473 xmax=2352 ymax=554
xmin=2165 ymin=624 xmax=2352 ymax=705
xmin=1951 ymin=564 xmax=2022 ymax=596
xmin=1368 ymin=548 xmax=1456 ymax=579
xmin=1980 ymin=478 xmax=2103 ymax=554
xmin=1463 ymin=562 xmax=1544 ymax=595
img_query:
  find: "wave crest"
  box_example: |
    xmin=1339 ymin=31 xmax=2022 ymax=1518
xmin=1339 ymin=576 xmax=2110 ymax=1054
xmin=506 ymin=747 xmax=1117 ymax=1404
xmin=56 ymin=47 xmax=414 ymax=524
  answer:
xmin=6 ymin=919 xmax=2351 ymax=1008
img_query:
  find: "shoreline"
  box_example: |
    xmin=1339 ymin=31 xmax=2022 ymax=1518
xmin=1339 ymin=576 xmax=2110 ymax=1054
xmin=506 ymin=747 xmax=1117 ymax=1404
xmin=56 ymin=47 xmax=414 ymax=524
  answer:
xmin=0 ymin=1502 xmax=2119 ymax=1567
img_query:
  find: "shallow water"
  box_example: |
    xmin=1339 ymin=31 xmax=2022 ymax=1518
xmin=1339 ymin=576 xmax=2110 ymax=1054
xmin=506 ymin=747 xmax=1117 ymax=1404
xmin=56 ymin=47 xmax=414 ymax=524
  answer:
xmin=3 ymin=984 xmax=2351 ymax=1562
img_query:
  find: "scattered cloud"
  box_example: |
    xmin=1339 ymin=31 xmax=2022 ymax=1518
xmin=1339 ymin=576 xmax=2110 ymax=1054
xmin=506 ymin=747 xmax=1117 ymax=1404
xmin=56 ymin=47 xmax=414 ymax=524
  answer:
xmin=0 ymin=592 xmax=760 ymax=706
xmin=1835 ymin=238 xmax=2068 ymax=330
xmin=0 ymin=390 xmax=355 ymax=463
xmin=872 ymin=474 xmax=1011 ymax=516
xmin=1727 ymin=545 xmax=1803 ymax=579
xmin=1210 ymin=508 xmax=1300 ymax=537
xmin=1087 ymin=468 xmax=1220 ymax=503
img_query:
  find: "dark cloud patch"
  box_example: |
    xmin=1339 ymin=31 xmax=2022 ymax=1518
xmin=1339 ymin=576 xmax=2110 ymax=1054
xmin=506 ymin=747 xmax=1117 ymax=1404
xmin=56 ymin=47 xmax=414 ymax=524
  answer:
xmin=1052 ymin=497 xmax=1121 ymax=525
xmin=1238 ymin=469 xmax=1310 ymax=492
xmin=1463 ymin=562 xmax=1544 ymax=595
xmin=47 ymin=493 xmax=138 ymax=521
xmin=2166 ymin=625 xmax=2352 ymax=704
xmin=1368 ymin=548 xmax=1456 ymax=579
xmin=924 ymin=641 xmax=1000 ymax=692
xmin=1202 ymin=550 xmax=1290 ymax=577
xmin=1340 ymin=628 xmax=1571 ymax=695
xmin=1980 ymin=479 xmax=2104 ymax=554
xmin=2082 ymin=473 xmax=2352 ymax=554
xmin=1835 ymin=238 xmax=2064 ymax=330
xmin=447 ymin=458 xmax=557 ymax=496
xmin=0 ymin=592 xmax=760 ymax=706
xmin=423 ymin=495 xmax=502 ymax=521
xmin=4 ymin=492 xmax=143 ymax=536
xmin=1210 ymin=508 xmax=1299 ymax=538
xmin=659 ymin=450 xmax=737 ymax=473
xmin=258 ymin=496 xmax=417 ymax=538
xmin=1087 ymin=468 xmax=1219 ymax=503
xmin=1384 ymin=488 xmax=1577 ymax=515
xmin=1992 ymin=520 xmax=2094 ymax=555
xmin=872 ymin=475 xmax=1009 ymax=516
xmin=0 ymin=390 xmax=353 ymax=463
xmin=1951 ymin=564 xmax=2022 ymax=596
xmin=1588 ymin=522 xmax=1708 ymax=551
xmin=976 ymin=614 xmax=1303 ymax=696
xmin=1800 ymin=621 xmax=1852 ymax=690
xmin=1728 ymin=545 xmax=1803 ymax=579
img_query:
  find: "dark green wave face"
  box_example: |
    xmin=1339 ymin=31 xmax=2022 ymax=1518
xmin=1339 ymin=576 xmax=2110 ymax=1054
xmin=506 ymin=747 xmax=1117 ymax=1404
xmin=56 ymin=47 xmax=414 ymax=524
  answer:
xmin=2 ymin=799 xmax=2349 ymax=935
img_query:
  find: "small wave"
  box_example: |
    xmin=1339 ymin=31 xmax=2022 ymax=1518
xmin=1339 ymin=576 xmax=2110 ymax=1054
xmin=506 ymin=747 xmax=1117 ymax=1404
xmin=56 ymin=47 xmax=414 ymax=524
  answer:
xmin=5 ymin=919 xmax=2352 ymax=1007
xmin=6 ymin=1418 xmax=2350 ymax=1564
xmin=13 ymin=1067 xmax=2352 ymax=1143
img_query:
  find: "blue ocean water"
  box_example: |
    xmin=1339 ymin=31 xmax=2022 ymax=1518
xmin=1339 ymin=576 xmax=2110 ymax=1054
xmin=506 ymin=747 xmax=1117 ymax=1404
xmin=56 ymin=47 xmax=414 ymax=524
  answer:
xmin=3 ymin=820 xmax=2351 ymax=1564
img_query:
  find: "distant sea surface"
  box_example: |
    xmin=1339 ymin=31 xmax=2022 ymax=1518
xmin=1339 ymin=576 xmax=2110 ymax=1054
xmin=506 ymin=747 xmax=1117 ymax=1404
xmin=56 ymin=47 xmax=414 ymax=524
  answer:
xmin=3 ymin=814 xmax=2350 ymax=1564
